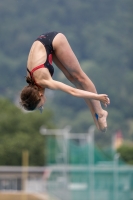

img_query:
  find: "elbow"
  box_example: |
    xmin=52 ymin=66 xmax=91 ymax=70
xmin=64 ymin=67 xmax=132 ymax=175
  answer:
xmin=70 ymin=88 xmax=78 ymax=97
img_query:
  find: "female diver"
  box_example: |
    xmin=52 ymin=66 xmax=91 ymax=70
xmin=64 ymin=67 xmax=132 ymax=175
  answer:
xmin=20 ymin=32 xmax=110 ymax=132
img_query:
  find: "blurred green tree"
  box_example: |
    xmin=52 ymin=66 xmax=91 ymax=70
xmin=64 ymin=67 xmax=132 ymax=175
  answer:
xmin=0 ymin=98 xmax=55 ymax=166
xmin=117 ymin=144 xmax=133 ymax=165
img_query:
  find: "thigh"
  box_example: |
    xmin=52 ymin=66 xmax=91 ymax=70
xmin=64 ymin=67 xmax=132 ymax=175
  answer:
xmin=53 ymin=33 xmax=84 ymax=76
xmin=53 ymin=53 xmax=74 ymax=82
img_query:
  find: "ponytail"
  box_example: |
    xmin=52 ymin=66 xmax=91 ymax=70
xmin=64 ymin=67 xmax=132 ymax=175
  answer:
xmin=26 ymin=76 xmax=36 ymax=86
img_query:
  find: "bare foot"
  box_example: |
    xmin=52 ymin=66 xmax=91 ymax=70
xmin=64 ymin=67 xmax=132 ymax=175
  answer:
xmin=96 ymin=110 xmax=108 ymax=132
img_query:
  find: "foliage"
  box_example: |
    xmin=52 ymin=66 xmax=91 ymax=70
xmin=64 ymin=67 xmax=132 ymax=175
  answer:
xmin=0 ymin=98 xmax=55 ymax=166
xmin=117 ymin=144 xmax=133 ymax=165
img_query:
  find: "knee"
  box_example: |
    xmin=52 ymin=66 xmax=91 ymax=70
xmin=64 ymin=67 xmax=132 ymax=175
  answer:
xmin=66 ymin=70 xmax=87 ymax=85
xmin=71 ymin=72 xmax=86 ymax=84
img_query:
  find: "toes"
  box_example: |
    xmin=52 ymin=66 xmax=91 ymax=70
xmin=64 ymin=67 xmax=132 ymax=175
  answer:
xmin=101 ymin=127 xmax=107 ymax=132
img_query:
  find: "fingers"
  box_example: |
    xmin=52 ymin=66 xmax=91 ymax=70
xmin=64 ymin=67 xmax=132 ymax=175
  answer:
xmin=104 ymin=96 xmax=110 ymax=107
xmin=99 ymin=94 xmax=110 ymax=106
xmin=100 ymin=94 xmax=110 ymax=106
xmin=107 ymin=97 xmax=110 ymax=104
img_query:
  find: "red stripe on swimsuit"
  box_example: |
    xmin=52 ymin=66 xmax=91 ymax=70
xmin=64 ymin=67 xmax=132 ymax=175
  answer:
xmin=27 ymin=65 xmax=45 ymax=89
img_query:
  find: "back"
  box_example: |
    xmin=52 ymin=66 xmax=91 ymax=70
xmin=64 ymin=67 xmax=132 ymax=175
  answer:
xmin=27 ymin=41 xmax=47 ymax=71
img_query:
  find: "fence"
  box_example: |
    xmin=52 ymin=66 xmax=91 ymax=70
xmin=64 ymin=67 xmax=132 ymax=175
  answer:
xmin=44 ymin=165 xmax=133 ymax=200
xmin=0 ymin=127 xmax=133 ymax=200
xmin=0 ymin=165 xmax=133 ymax=200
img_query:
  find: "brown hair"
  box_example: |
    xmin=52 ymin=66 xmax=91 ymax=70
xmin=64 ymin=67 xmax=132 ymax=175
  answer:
xmin=20 ymin=76 xmax=41 ymax=111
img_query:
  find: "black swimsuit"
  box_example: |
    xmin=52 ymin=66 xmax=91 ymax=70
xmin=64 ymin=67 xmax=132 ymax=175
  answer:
xmin=27 ymin=32 xmax=59 ymax=86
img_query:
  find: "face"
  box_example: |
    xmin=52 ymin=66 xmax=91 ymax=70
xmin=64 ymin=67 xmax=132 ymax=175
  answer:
xmin=36 ymin=91 xmax=46 ymax=113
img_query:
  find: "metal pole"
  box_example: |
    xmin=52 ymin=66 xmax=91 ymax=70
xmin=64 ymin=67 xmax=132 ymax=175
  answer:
xmin=63 ymin=127 xmax=70 ymax=200
xmin=88 ymin=126 xmax=95 ymax=200
xmin=114 ymin=153 xmax=119 ymax=200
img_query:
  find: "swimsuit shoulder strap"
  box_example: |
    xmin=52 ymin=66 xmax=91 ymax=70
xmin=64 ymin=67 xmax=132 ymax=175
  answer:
xmin=30 ymin=64 xmax=45 ymax=74
xmin=27 ymin=64 xmax=45 ymax=75
xmin=27 ymin=64 xmax=45 ymax=89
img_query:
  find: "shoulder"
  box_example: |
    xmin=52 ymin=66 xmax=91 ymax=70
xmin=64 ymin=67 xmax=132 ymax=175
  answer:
xmin=39 ymin=74 xmax=54 ymax=88
xmin=34 ymin=68 xmax=52 ymax=84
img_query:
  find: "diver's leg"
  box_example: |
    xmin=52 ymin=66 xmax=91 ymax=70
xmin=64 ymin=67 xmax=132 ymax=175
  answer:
xmin=53 ymin=34 xmax=109 ymax=131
